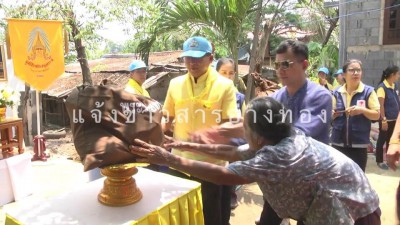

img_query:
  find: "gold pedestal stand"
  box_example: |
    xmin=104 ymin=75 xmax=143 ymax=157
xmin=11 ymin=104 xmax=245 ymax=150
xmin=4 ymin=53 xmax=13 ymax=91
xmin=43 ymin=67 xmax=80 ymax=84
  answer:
xmin=98 ymin=163 xmax=142 ymax=206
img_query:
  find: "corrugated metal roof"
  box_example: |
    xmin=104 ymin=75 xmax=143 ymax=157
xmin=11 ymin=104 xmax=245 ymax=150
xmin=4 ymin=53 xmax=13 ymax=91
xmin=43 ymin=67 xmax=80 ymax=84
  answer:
xmin=65 ymin=51 xmax=183 ymax=73
xmin=44 ymin=72 xmax=130 ymax=98
xmin=46 ymin=51 xmax=253 ymax=98
xmin=45 ymin=51 xmax=183 ymax=98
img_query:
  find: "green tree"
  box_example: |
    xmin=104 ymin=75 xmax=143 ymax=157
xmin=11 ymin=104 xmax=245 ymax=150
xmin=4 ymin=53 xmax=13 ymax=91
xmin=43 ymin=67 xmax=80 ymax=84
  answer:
xmin=111 ymin=0 xmax=183 ymax=55
xmin=246 ymin=0 xmax=303 ymax=101
xmin=295 ymin=0 xmax=339 ymax=47
xmin=294 ymin=0 xmax=340 ymax=82
xmin=136 ymin=0 xmax=257 ymax=83
xmin=307 ymin=41 xmax=339 ymax=82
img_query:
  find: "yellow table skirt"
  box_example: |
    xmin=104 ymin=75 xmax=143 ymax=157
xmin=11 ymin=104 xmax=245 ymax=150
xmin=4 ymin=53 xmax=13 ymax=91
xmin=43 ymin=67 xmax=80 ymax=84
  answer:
xmin=134 ymin=186 xmax=204 ymax=225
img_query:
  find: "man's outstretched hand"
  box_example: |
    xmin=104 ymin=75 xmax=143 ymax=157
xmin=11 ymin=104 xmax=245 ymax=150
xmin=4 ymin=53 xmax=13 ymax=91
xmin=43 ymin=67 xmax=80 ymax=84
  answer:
xmin=130 ymin=139 xmax=173 ymax=166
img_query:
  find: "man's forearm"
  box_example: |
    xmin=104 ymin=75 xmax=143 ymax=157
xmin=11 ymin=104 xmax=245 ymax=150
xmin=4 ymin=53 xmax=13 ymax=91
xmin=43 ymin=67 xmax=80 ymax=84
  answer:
xmin=181 ymin=142 xmax=240 ymax=161
xmin=166 ymin=153 xmax=248 ymax=185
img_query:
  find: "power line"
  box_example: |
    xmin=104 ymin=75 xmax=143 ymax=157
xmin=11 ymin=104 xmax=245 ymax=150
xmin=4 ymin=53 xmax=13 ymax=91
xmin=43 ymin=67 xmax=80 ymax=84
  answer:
xmin=336 ymin=0 xmax=364 ymax=7
xmin=296 ymin=2 xmax=400 ymax=26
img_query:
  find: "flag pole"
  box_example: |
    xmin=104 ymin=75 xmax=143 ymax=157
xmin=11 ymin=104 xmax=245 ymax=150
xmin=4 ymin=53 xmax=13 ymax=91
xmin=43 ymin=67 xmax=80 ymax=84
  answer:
xmin=35 ymin=89 xmax=45 ymax=161
xmin=32 ymin=88 xmax=46 ymax=161
xmin=36 ymin=90 xmax=40 ymax=136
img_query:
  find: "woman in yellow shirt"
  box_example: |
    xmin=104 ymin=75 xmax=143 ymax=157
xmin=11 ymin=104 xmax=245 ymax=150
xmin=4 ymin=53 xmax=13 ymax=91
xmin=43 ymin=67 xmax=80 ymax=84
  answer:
xmin=375 ymin=65 xmax=400 ymax=170
xmin=331 ymin=59 xmax=380 ymax=171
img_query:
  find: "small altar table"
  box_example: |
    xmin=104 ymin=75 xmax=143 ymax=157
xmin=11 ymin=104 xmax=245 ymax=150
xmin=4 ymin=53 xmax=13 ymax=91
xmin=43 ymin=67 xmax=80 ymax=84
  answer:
xmin=0 ymin=118 xmax=24 ymax=154
xmin=5 ymin=167 xmax=204 ymax=225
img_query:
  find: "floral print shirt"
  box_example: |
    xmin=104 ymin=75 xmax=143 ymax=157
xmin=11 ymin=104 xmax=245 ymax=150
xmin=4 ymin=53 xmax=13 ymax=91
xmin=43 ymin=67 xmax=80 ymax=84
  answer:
xmin=227 ymin=129 xmax=379 ymax=225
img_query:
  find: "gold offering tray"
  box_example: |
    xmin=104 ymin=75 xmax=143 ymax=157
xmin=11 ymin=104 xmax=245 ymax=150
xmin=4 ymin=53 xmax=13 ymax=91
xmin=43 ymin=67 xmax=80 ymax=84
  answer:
xmin=98 ymin=163 xmax=143 ymax=206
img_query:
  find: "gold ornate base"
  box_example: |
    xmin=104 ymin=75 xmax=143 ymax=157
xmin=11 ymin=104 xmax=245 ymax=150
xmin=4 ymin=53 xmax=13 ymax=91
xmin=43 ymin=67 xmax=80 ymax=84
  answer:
xmin=98 ymin=163 xmax=142 ymax=206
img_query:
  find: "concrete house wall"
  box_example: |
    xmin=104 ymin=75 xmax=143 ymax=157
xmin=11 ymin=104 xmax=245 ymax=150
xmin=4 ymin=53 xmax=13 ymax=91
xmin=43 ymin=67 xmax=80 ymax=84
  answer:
xmin=339 ymin=0 xmax=400 ymax=86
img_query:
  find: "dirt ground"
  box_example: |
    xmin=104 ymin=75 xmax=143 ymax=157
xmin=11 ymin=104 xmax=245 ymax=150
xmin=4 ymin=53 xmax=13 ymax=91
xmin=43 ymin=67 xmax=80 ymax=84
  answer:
xmin=45 ymin=129 xmax=80 ymax=161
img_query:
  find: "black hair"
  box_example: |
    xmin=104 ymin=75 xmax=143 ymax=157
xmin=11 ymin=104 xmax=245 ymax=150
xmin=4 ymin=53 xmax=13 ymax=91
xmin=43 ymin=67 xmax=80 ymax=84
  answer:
xmin=216 ymin=58 xmax=235 ymax=72
xmin=275 ymin=40 xmax=308 ymax=61
xmin=379 ymin=65 xmax=399 ymax=84
xmin=342 ymin=59 xmax=362 ymax=72
xmin=245 ymin=96 xmax=292 ymax=144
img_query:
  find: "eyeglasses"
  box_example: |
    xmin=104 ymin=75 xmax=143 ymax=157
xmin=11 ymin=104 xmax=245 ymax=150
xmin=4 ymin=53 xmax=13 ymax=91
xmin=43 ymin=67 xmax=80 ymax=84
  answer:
xmin=347 ymin=68 xmax=362 ymax=74
xmin=273 ymin=60 xmax=294 ymax=70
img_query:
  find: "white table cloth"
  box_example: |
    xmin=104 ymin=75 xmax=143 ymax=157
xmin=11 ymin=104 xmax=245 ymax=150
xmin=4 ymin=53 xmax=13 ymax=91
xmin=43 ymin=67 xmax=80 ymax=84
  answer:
xmin=5 ymin=167 xmax=203 ymax=225
xmin=0 ymin=153 xmax=32 ymax=206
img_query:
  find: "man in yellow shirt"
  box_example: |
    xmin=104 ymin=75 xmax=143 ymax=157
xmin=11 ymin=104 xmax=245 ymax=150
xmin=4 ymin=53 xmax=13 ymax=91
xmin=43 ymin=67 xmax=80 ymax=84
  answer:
xmin=333 ymin=69 xmax=345 ymax=88
xmin=125 ymin=60 xmax=150 ymax=97
xmin=317 ymin=67 xmax=333 ymax=91
xmin=163 ymin=36 xmax=239 ymax=225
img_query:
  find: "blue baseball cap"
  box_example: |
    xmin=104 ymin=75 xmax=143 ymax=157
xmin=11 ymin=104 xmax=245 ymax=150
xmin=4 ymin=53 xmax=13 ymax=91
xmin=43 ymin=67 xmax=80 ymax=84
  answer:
xmin=333 ymin=69 xmax=343 ymax=77
xmin=128 ymin=60 xmax=147 ymax=72
xmin=180 ymin=36 xmax=213 ymax=58
xmin=318 ymin=67 xmax=329 ymax=75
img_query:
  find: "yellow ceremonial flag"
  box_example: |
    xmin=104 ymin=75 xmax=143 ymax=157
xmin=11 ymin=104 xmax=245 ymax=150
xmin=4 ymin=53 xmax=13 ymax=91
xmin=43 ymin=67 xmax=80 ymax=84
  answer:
xmin=7 ymin=19 xmax=65 ymax=91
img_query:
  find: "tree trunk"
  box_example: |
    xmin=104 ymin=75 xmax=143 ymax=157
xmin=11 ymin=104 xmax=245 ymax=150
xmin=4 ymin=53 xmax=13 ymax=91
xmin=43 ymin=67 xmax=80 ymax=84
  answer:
xmin=258 ymin=21 xmax=274 ymax=64
xmin=245 ymin=0 xmax=263 ymax=103
xmin=231 ymin=40 xmax=239 ymax=89
xmin=22 ymin=85 xmax=31 ymax=146
xmin=322 ymin=16 xmax=339 ymax=47
xmin=258 ymin=8 xmax=281 ymax=62
xmin=69 ymin=13 xmax=93 ymax=85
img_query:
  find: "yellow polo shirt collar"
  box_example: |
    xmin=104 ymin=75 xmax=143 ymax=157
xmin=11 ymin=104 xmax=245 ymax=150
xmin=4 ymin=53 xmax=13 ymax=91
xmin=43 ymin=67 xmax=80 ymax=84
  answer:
xmin=383 ymin=79 xmax=395 ymax=89
xmin=317 ymin=78 xmax=333 ymax=90
xmin=334 ymin=82 xmax=380 ymax=110
xmin=126 ymin=78 xmax=150 ymax=97
xmin=338 ymin=82 xmax=365 ymax=94
xmin=186 ymin=67 xmax=217 ymax=98
xmin=189 ymin=70 xmax=209 ymax=85
xmin=338 ymin=82 xmax=365 ymax=108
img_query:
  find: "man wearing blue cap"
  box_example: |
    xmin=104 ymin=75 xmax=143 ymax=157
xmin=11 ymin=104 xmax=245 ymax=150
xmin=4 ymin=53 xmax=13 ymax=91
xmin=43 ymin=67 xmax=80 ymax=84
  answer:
xmin=317 ymin=67 xmax=333 ymax=91
xmin=125 ymin=60 xmax=150 ymax=97
xmin=162 ymin=36 xmax=239 ymax=225
xmin=333 ymin=68 xmax=345 ymax=88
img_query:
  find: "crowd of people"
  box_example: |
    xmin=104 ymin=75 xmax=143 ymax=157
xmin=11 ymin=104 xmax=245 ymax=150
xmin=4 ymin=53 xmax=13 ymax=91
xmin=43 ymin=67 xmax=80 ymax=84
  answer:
xmin=124 ymin=36 xmax=400 ymax=225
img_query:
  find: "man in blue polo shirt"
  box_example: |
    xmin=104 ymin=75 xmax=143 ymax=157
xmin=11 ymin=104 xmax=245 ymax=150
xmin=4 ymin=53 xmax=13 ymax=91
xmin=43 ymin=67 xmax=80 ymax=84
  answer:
xmin=212 ymin=40 xmax=332 ymax=145
xmin=193 ymin=40 xmax=332 ymax=225
xmin=254 ymin=40 xmax=332 ymax=225
xmin=272 ymin=40 xmax=332 ymax=145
